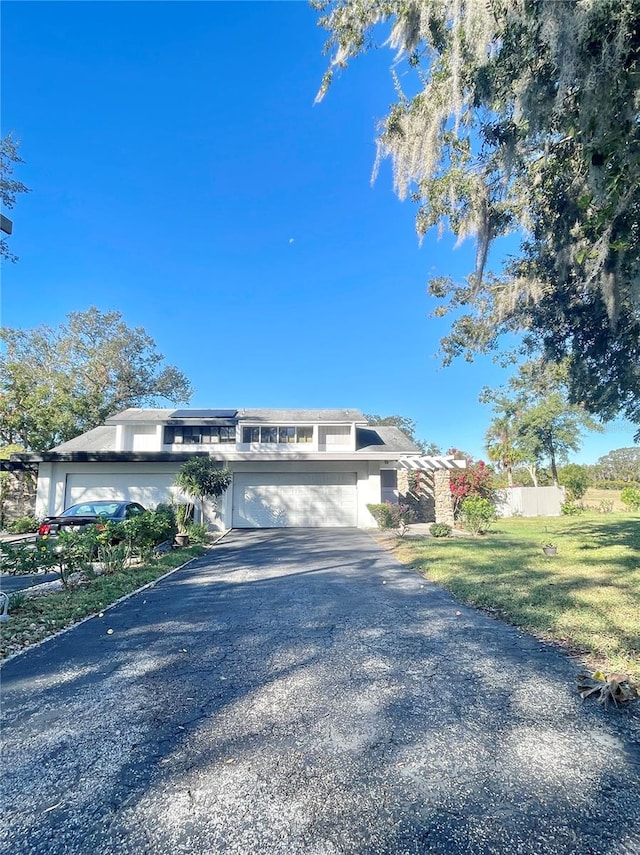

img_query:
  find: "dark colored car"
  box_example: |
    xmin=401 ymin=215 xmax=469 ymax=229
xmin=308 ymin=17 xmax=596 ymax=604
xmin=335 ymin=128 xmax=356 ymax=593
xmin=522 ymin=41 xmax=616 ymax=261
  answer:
xmin=38 ymin=500 xmax=146 ymax=537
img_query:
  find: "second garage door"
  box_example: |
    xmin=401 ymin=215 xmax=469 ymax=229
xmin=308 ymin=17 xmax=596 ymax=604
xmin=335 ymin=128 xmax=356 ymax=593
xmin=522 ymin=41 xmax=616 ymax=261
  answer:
xmin=232 ymin=472 xmax=357 ymax=528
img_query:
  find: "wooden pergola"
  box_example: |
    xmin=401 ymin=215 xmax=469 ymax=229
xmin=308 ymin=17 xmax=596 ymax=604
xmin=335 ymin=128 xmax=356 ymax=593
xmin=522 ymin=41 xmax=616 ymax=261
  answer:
xmin=398 ymin=455 xmax=467 ymax=471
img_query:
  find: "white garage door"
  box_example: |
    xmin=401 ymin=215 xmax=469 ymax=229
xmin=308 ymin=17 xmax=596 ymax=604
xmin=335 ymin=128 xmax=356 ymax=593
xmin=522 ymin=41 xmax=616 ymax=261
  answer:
xmin=232 ymin=472 xmax=357 ymax=528
xmin=65 ymin=473 xmax=173 ymax=509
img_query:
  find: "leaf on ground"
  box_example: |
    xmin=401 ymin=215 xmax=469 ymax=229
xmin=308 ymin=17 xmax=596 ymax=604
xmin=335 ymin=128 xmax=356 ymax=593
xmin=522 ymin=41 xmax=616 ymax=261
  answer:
xmin=577 ymin=671 xmax=639 ymax=706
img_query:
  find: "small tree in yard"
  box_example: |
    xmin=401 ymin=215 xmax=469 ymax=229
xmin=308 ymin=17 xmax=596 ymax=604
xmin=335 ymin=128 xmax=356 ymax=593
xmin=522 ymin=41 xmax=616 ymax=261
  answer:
xmin=448 ymin=455 xmax=496 ymax=520
xmin=459 ymin=497 xmax=497 ymax=536
xmin=558 ymin=464 xmax=590 ymax=500
xmin=174 ymin=458 xmax=232 ymax=528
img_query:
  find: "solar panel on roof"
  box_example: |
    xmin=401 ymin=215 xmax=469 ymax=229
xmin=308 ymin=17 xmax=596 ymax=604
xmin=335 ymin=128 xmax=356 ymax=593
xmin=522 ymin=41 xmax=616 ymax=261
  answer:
xmin=170 ymin=409 xmax=238 ymax=419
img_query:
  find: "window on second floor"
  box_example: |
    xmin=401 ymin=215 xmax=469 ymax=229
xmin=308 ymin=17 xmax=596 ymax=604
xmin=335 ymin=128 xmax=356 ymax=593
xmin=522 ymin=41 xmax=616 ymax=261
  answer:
xmin=164 ymin=425 xmax=236 ymax=445
xmin=242 ymin=426 xmax=314 ymax=444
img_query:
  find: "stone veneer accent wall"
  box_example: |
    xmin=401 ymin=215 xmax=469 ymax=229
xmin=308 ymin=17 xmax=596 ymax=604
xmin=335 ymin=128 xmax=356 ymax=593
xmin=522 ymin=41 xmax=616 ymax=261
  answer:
xmin=433 ymin=469 xmax=455 ymax=526
xmin=397 ymin=468 xmax=435 ymax=522
xmin=397 ymin=468 xmax=455 ymax=525
xmin=1 ymin=470 xmax=37 ymax=527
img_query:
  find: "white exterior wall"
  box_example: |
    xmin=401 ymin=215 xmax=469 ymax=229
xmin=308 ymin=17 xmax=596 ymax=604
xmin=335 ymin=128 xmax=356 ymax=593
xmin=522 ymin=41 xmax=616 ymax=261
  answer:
xmin=36 ymin=462 xmax=184 ymax=518
xmin=35 ymin=458 xmax=387 ymax=530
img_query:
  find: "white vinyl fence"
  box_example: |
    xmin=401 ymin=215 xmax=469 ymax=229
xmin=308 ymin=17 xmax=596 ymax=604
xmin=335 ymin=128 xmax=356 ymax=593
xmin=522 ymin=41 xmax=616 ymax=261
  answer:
xmin=496 ymin=486 xmax=566 ymax=518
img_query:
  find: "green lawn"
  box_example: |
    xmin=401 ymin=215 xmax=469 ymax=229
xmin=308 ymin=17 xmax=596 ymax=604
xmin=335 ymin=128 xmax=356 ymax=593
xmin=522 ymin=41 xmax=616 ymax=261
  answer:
xmin=0 ymin=546 xmax=204 ymax=660
xmin=394 ymin=513 xmax=640 ymax=678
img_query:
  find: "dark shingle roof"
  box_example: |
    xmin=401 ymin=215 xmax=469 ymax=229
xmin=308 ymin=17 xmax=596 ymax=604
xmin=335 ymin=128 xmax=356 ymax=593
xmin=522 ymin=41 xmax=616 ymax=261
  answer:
xmin=51 ymin=426 xmax=117 ymax=452
xmin=356 ymin=426 xmax=421 ymax=454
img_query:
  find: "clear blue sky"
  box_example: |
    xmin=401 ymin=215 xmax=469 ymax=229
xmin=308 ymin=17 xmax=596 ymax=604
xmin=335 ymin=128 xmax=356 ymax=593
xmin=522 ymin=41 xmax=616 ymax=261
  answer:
xmin=2 ymin=0 xmax=636 ymax=463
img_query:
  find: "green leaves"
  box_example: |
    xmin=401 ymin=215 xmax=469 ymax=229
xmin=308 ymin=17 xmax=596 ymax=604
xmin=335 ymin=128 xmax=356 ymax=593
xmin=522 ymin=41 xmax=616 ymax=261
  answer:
xmin=0 ymin=308 xmax=193 ymax=451
xmin=174 ymin=458 xmax=232 ymax=527
xmin=315 ymin=0 xmax=640 ymax=434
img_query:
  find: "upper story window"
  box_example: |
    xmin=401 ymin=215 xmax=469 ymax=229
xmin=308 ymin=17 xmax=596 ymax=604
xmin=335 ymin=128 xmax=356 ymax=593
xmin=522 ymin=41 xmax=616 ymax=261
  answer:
xmin=242 ymin=426 xmax=313 ymax=444
xmin=164 ymin=425 xmax=236 ymax=445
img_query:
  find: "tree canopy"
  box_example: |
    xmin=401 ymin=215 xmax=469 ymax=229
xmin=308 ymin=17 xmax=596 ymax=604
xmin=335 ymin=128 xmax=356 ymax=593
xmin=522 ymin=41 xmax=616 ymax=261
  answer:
xmin=314 ymin=0 xmax=640 ymax=434
xmin=364 ymin=413 xmax=441 ymax=454
xmin=174 ymin=457 xmax=232 ymax=527
xmin=481 ymin=360 xmax=601 ymax=485
xmin=0 ymin=134 xmax=29 ymax=262
xmin=1 ymin=307 xmax=193 ymax=452
xmin=591 ymin=447 xmax=640 ymax=483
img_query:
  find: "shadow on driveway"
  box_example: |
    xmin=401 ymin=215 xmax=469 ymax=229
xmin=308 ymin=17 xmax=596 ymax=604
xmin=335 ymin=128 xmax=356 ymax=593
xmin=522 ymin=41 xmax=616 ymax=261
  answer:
xmin=1 ymin=528 xmax=639 ymax=855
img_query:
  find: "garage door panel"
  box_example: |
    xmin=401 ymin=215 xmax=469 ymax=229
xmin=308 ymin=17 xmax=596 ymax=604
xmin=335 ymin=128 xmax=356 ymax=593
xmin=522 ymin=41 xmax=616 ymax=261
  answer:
xmin=65 ymin=474 xmax=173 ymax=510
xmin=233 ymin=472 xmax=357 ymax=528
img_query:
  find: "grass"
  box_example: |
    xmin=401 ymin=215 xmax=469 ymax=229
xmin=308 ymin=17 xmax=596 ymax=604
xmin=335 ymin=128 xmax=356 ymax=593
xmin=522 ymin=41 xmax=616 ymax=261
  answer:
xmin=394 ymin=512 xmax=640 ymax=678
xmin=0 ymin=545 xmax=204 ymax=660
xmin=582 ymin=487 xmax=626 ymax=511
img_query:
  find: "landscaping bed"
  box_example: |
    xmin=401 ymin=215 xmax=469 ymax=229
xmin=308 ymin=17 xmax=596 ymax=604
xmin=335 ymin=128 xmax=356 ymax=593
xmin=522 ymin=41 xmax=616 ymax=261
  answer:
xmin=0 ymin=545 xmax=204 ymax=660
xmin=392 ymin=512 xmax=640 ymax=679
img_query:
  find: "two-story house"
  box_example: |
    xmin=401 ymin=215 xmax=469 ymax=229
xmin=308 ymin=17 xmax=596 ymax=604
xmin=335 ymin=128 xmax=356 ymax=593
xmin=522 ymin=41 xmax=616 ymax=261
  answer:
xmin=23 ymin=408 xmax=421 ymax=529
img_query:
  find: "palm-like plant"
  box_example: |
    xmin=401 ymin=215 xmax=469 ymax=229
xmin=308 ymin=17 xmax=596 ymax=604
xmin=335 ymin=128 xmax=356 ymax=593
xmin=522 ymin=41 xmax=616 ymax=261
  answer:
xmin=173 ymin=458 xmax=232 ymax=528
xmin=485 ymin=414 xmax=523 ymax=487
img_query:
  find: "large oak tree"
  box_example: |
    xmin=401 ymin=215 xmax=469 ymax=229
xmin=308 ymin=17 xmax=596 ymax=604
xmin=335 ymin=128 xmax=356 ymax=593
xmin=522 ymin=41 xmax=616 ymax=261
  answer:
xmin=314 ymin=0 xmax=640 ymax=434
xmin=1 ymin=307 xmax=193 ymax=452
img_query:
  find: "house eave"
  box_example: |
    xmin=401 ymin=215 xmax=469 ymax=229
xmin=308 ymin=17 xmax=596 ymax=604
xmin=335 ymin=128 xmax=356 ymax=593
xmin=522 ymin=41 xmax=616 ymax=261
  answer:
xmin=11 ymin=451 xmax=210 ymax=464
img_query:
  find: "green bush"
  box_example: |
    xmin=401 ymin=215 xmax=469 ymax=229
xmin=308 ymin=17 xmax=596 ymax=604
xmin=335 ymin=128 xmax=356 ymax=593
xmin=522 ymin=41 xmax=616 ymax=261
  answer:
xmin=122 ymin=508 xmax=178 ymax=557
xmin=620 ymin=486 xmax=640 ymax=511
xmin=429 ymin=523 xmax=452 ymax=538
xmin=558 ymin=464 xmax=590 ymax=500
xmin=1 ymin=540 xmax=57 ymax=575
xmin=367 ymin=502 xmax=415 ymax=535
xmin=561 ymin=501 xmax=585 ymax=515
xmin=175 ymin=503 xmax=193 ymax=533
xmin=459 ymin=497 xmax=496 ymax=535
xmin=592 ymin=480 xmax=640 ymax=491
xmin=97 ymin=541 xmax=129 ymax=575
xmin=6 ymin=515 xmax=40 ymax=534
xmin=185 ymin=522 xmax=209 ymax=544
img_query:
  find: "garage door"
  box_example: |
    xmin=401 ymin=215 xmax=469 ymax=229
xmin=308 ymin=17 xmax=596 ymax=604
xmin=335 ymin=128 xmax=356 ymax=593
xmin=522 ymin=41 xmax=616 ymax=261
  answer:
xmin=65 ymin=473 xmax=173 ymax=509
xmin=232 ymin=472 xmax=357 ymax=528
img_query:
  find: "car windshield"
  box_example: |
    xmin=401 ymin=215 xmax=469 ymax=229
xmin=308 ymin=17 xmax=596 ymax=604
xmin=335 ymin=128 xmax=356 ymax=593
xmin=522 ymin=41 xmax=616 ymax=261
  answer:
xmin=61 ymin=502 xmax=122 ymax=517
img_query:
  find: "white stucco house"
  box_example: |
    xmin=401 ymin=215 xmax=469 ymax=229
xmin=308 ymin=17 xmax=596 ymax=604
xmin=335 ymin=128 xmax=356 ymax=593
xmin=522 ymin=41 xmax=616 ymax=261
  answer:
xmin=19 ymin=408 xmax=425 ymax=530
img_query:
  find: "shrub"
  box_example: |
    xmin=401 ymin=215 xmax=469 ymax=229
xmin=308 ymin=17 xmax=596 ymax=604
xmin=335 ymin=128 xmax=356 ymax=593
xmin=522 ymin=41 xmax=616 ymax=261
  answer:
xmin=367 ymin=502 xmax=415 ymax=535
xmin=621 ymin=486 xmax=640 ymax=511
xmin=459 ymin=496 xmax=496 ymax=535
xmin=122 ymin=508 xmax=178 ymax=557
xmin=592 ymin=480 xmax=640 ymax=491
xmin=561 ymin=501 xmax=585 ymax=515
xmin=3 ymin=528 xmax=99 ymax=587
xmin=1 ymin=540 xmax=57 ymax=575
xmin=558 ymin=464 xmax=590 ymax=500
xmin=6 ymin=515 xmax=40 ymax=534
xmin=185 ymin=523 xmax=209 ymax=544
xmin=449 ymin=460 xmax=496 ymax=518
xmin=175 ymin=503 xmax=193 ymax=534
xmin=55 ymin=529 xmax=97 ymax=586
xmin=429 ymin=523 xmax=452 ymax=538
xmin=98 ymin=541 xmax=129 ymax=575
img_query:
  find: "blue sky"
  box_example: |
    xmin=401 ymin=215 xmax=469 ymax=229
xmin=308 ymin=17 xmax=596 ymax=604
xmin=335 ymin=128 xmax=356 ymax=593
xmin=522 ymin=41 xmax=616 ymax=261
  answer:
xmin=2 ymin=0 xmax=636 ymax=463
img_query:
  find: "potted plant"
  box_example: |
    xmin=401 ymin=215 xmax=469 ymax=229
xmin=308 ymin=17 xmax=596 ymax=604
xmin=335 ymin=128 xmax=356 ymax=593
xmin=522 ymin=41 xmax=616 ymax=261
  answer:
xmin=174 ymin=504 xmax=193 ymax=547
xmin=542 ymin=542 xmax=557 ymax=556
xmin=173 ymin=458 xmax=232 ymax=543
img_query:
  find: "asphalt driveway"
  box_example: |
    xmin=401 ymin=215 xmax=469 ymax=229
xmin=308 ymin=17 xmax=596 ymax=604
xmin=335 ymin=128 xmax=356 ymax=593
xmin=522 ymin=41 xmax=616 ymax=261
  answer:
xmin=1 ymin=529 xmax=639 ymax=855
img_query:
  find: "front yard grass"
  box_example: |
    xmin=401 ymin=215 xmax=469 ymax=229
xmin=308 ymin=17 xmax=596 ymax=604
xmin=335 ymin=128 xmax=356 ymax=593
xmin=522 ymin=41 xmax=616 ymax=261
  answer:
xmin=0 ymin=545 xmax=204 ymax=660
xmin=394 ymin=513 xmax=640 ymax=678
